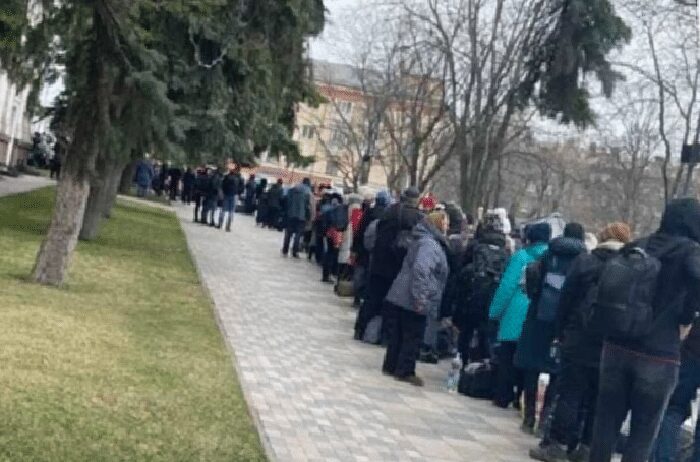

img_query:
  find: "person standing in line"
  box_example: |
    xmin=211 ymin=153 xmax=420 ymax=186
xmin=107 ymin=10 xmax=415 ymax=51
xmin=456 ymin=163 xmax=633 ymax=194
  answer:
xmin=181 ymin=167 xmax=195 ymax=205
xmin=589 ymin=198 xmax=700 ymax=462
xmin=210 ymin=167 xmax=224 ymax=227
xmin=530 ymin=223 xmax=632 ymax=462
xmin=453 ymin=221 xmax=508 ymax=364
xmin=489 ymin=223 xmax=551 ymax=410
xmin=654 ymin=318 xmax=700 ymax=462
xmin=382 ymin=211 xmax=450 ymax=387
xmin=218 ymin=167 xmax=243 ymax=232
xmin=168 ymin=164 xmax=182 ymax=201
xmin=516 ymin=223 xmax=587 ymax=435
xmin=267 ymin=179 xmax=284 ymax=230
xmin=353 ymin=190 xmax=392 ymax=339
xmin=255 ymin=178 xmax=269 ymax=227
xmin=244 ymin=174 xmax=257 ymax=215
xmin=193 ymin=167 xmax=208 ymax=223
xmin=367 ymin=187 xmax=423 ymax=343
xmin=320 ymin=194 xmax=344 ymax=283
xmin=135 ymin=158 xmax=154 ymax=198
xmin=281 ymin=178 xmax=311 ymax=258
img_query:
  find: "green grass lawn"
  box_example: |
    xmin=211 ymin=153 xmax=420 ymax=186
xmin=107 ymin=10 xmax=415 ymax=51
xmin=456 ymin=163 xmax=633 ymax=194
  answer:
xmin=0 ymin=188 xmax=266 ymax=462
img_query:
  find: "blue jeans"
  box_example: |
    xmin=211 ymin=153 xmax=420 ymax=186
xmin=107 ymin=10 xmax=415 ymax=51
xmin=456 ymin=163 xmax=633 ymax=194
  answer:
xmin=590 ymin=343 xmax=679 ymax=462
xmin=653 ymin=356 xmax=700 ymax=462
xmin=218 ymin=195 xmax=236 ymax=230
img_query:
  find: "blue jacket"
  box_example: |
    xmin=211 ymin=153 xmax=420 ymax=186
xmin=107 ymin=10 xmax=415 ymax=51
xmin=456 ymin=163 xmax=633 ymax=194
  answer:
xmin=135 ymin=160 xmax=154 ymax=188
xmin=286 ymin=183 xmax=311 ymax=222
xmin=489 ymin=243 xmax=548 ymax=342
xmin=386 ymin=220 xmax=450 ymax=318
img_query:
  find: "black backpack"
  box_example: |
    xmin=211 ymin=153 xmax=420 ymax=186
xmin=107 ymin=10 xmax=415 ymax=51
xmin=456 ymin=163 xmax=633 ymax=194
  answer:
xmin=329 ymin=204 xmax=350 ymax=231
xmin=462 ymin=243 xmax=508 ymax=319
xmin=586 ymin=245 xmax=662 ymax=339
xmin=534 ymin=255 xmax=569 ymax=323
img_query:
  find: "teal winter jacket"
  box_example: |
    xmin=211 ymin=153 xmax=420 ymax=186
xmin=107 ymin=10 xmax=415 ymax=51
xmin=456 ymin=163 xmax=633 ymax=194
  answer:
xmin=488 ymin=243 xmax=548 ymax=342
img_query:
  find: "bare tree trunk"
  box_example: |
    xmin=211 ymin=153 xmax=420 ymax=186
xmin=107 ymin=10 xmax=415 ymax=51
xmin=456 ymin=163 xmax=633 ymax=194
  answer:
xmin=119 ymin=158 xmax=138 ymax=194
xmin=32 ymin=12 xmax=111 ymax=285
xmin=80 ymin=155 xmax=123 ymax=241
xmin=32 ymin=171 xmax=91 ymax=286
xmin=103 ymin=159 xmax=126 ymax=219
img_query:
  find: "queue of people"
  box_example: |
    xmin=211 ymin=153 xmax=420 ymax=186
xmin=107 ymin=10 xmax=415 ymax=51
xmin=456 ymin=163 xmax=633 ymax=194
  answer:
xmin=272 ymin=177 xmax=700 ymax=462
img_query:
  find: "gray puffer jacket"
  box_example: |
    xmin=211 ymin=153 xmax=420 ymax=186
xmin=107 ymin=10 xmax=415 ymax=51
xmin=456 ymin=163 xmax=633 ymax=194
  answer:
xmin=385 ymin=219 xmax=450 ymax=318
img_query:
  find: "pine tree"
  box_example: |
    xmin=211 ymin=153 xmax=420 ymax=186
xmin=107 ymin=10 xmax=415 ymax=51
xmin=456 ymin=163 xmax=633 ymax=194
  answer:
xmin=519 ymin=0 xmax=632 ymax=127
xmin=3 ymin=0 xmax=326 ymax=285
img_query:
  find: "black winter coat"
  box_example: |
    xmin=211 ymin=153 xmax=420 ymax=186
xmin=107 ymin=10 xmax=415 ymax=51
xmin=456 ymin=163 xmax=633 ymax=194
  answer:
xmin=351 ymin=204 xmax=386 ymax=267
xmin=370 ymin=203 xmax=422 ymax=281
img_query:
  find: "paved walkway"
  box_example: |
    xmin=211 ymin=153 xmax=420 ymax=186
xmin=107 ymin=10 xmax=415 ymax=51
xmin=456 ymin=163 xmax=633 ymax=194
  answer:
xmin=0 ymin=174 xmax=53 ymax=197
xmin=175 ymin=203 xmax=537 ymax=462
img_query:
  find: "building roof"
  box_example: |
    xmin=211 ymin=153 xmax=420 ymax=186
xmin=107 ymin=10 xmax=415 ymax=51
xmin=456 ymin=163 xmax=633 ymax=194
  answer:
xmin=311 ymin=59 xmax=384 ymax=92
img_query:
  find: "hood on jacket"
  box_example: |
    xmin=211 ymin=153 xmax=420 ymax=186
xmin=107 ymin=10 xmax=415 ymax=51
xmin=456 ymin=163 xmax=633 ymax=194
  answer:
xmin=445 ymin=203 xmax=464 ymax=235
xmin=659 ymin=198 xmax=700 ymax=243
xmin=413 ymin=218 xmax=448 ymax=248
xmin=549 ymin=236 xmax=587 ymax=257
xmin=375 ymin=190 xmax=391 ymax=207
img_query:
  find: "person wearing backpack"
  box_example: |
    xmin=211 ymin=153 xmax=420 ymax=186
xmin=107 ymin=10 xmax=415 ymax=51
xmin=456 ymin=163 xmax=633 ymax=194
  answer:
xmin=353 ymin=190 xmax=391 ymax=341
xmin=589 ymin=199 xmax=700 ymax=462
xmin=489 ymin=222 xmax=551 ymax=409
xmin=530 ymin=223 xmax=632 ymax=462
xmin=218 ymin=167 xmax=243 ymax=232
xmin=454 ymin=221 xmax=508 ymax=364
xmin=516 ymin=223 xmax=587 ymax=435
xmin=382 ymin=212 xmax=450 ymax=387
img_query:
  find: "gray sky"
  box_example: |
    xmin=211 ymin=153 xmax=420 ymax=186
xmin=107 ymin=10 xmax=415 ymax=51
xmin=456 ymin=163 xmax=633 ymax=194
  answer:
xmin=310 ymin=0 xmax=365 ymax=63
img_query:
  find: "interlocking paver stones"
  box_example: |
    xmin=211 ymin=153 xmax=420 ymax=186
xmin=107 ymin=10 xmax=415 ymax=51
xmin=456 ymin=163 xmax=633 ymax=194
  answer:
xmin=174 ymin=203 xmax=539 ymax=461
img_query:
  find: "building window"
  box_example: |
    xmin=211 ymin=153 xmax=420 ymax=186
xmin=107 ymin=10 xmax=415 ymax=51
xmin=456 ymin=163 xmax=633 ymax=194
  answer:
xmin=325 ymin=159 xmax=338 ymax=176
xmin=329 ymin=129 xmax=346 ymax=147
xmin=337 ymin=101 xmax=352 ymax=115
xmin=301 ymin=125 xmax=315 ymax=139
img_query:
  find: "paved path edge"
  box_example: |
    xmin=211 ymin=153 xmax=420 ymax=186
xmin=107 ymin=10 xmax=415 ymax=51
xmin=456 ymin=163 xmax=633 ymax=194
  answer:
xmin=177 ymin=217 xmax=279 ymax=462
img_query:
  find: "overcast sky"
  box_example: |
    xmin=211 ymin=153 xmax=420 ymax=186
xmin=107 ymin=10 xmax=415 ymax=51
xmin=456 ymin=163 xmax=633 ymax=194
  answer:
xmin=310 ymin=0 xmax=365 ymax=63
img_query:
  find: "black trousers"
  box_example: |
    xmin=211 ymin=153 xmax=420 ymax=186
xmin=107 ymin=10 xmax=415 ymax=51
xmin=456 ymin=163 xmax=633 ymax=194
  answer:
xmin=382 ymin=302 xmax=427 ymax=378
xmin=494 ymin=341 xmax=523 ymax=408
xmin=355 ymin=274 xmax=394 ymax=341
xmin=457 ymin=314 xmax=489 ymax=364
xmin=590 ymin=343 xmax=679 ymax=462
xmin=193 ymin=193 xmax=204 ymax=221
xmin=322 ymin=237 xmax=338 ymax=281
xmin=169 ymin=183 xmax=178 ymax=200
xmin=550 ymin=358 xmax=598 ymax=449
xmin=182 ymin=187 xmax=192 ymax=205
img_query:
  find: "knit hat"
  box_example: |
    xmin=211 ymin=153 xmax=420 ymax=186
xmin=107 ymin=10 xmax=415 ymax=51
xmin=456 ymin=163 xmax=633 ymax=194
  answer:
xmin=375 ymin=189 xmax=391 ymax=207
xmin=526 ymin=222 xmax=552 ymax=244
xmin=420 ymin=194 xmax=437 ymax=212
xmin=401 ymin=187 xmax=420 ymax=207
xmin=598 ymin=222 xmax=632 ymax=244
